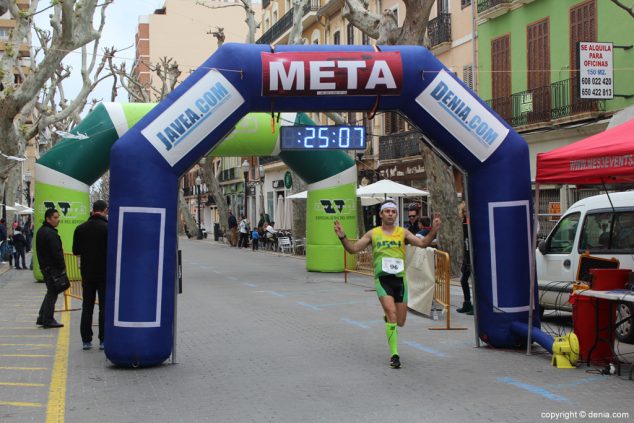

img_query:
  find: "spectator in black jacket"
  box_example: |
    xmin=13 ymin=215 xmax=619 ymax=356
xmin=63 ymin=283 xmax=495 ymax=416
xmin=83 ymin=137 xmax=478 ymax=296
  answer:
xmin=11 ymin=226 xmax=27 ymax=269
xmin=36 ymin=209 xmax=65 ymax=328
xmin=73 ymin=200 xmax=108 ymax=351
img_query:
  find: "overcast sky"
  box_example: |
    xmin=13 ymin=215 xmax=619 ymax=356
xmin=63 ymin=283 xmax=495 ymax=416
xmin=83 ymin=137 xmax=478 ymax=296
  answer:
xmin=35 ymin=0 xmax=166 ymax=106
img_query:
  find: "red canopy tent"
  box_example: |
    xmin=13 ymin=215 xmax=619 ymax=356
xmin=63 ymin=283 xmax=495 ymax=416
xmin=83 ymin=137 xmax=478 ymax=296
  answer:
xmin=527 ymin=118 xmax=634 ymax=354
xmin=536 ymin=118 xmax=634 ymax=184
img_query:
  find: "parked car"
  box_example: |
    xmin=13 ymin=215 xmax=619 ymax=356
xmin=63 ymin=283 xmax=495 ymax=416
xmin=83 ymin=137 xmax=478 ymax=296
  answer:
xmin=536 ymin=191 xmax=634 ymax=343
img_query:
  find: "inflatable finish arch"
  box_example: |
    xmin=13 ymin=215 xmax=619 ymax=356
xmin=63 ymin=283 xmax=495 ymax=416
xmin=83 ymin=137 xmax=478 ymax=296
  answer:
xmin=107 ymin=44 xmax=538 ymax=366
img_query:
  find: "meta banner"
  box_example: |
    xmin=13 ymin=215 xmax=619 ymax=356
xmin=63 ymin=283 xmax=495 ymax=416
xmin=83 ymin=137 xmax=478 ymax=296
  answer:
xmin=141 ymin=70 xmax=244 ymax=167
xmin=262 ymin=52 xmax=403 ymax=96
xmin=416 ymin=69 xmax=508 ymax=163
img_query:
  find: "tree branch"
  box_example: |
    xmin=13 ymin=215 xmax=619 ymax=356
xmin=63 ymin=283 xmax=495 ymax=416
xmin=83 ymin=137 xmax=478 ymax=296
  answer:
xmin=611 ymin=0 xmax=634 ymax=18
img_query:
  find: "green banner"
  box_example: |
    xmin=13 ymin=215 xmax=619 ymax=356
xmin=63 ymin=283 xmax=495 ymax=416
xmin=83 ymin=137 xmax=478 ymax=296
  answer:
xmin=305 ymin=183 xmax=357 ymax=272
xmin=32 ymin=181 xmax=90 ymax=280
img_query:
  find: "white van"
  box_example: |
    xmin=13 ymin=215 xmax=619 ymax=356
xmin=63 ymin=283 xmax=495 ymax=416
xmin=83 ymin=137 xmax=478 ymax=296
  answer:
xmin=536 ymin=191 xmax=634 ymax=343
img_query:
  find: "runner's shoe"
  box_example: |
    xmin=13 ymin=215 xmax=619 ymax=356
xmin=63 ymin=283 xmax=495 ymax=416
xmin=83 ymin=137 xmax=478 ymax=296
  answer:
xmin=390 ymin=354 xmax=401 ymax=369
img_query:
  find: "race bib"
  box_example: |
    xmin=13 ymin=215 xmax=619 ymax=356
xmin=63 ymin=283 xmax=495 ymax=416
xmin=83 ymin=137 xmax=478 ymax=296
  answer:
xmin=382 ymin=257 xmax=404 ymax=274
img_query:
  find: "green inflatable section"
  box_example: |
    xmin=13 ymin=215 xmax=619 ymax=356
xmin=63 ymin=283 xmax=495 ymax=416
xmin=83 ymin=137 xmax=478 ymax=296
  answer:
xmin=33 ymin=103 xmax=156 ymax=280
xmin=35 ymin=105 xmax=358 ymax=277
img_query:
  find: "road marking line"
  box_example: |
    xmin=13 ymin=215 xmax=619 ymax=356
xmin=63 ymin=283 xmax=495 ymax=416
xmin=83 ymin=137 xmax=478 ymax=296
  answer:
xmin=340 ymin=317 xmax=381 ymax=329
xmin=0 ymin=366 xmax=48 ymax=371
xmin=497 ymin=377 xmax=568 ymax=402
xmin=404 ymin=341 xmax=447 ymax=358
xmin=0 ymin=400 xmax=43 ymax=407
xmin=0 ymin=335 xmax=54 ymax=338
xmin=0 ymin=343 xmax=53 ymax=347
xmin=0 ymin=381 xmax=46 ymax=387
xmin=0 ymin=327 xmax=40 ymax=330
xmin=45 ymin=311 xmax=70 ymax=423
xmin=0 ymin=354 xmax=52 ymax=358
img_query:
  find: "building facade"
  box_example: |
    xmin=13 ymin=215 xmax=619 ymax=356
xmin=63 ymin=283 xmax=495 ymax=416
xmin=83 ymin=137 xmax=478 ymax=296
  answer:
xmin=134 ymin=0 xmax=261 ymax=233
xmin=476 ymin=0 xmax=634 ymax=230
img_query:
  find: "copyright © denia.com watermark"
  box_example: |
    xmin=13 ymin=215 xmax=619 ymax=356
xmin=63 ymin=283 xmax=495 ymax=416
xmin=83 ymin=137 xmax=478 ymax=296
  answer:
xmin=541 ymin=411 xmax=630 ymax=420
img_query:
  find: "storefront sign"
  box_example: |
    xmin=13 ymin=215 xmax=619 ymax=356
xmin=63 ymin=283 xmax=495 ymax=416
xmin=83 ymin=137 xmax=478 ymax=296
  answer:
xmin=548 ymin=202 xmax=561 ymax=221
xmin=284 ymin=171 xmax=293 ymax=189
xmin=378 ymin=161 xmax=426 ymax=182
xmin=272 ymin=179 xmax=285 ymax=189
xmin=578 ymin=42 xmax=613 ymax=99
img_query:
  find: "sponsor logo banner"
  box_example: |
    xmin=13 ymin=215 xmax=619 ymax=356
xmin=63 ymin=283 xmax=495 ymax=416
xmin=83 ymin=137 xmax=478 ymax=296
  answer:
xmin=141 ymin=70 xmax=244 ymax=166
xmin=262 ymin=52 xmax=402 ymax=96
xmin=416 ymin=70 xmax=508 ymax=162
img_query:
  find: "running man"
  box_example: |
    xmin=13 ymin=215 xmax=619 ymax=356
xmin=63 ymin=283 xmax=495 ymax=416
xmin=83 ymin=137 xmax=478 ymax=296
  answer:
xmin=333 ymin=200 xmax=442 ymax=368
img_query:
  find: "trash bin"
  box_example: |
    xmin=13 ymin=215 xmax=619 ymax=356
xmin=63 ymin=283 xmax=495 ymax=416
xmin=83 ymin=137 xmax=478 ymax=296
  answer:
xmin=214 ymin=223 xmax=220 ymax=241
xmin=571 ymin=293 xmax=616 ymax=365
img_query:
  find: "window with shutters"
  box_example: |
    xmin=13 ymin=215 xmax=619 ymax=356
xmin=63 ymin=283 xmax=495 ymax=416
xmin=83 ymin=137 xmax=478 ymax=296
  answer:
xmin=462 ymin=64 xmax=473 ymax=89
xmin=570 ymin=0 xmax=597 ymax=113
xmin=491 ymin=34 xmax=511 ymax=122
xmin=527 ymin=18 xmax=551 ymax=123
xmin=347 ymin=23 xmax=354 ymax=45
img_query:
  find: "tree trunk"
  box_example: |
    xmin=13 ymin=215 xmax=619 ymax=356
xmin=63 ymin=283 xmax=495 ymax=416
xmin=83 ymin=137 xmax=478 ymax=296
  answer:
xmin=342 ymin=0 xmax=461 ymax=272
xmin=179 ymin=189 xmax=199 ymax=238
xmin=200 ymin=160 xmax=229 ymax=238
xmin=290 ymin=170 xmax=306 ymax=239
xmin=419 ymin=142 xmax=462 ymax=276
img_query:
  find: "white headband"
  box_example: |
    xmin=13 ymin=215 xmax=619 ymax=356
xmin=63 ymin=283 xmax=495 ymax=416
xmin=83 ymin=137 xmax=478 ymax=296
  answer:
xmin=380 ymin=202 xmax=398 ymax=212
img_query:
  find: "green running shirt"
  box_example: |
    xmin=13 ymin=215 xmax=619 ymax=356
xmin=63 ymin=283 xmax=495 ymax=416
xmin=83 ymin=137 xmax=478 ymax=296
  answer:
xmin=371 ymin=226 xmax=406 ymax=279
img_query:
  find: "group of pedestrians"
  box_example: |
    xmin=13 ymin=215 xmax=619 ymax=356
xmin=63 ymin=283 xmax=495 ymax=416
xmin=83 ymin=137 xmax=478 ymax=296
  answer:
xmin=0 ymin=217 xmax=33 ymax=269
xmin=36 ymin=201 xmax=109 ymax=352
xmin=227 ymin=211 xmax=279 ymax=251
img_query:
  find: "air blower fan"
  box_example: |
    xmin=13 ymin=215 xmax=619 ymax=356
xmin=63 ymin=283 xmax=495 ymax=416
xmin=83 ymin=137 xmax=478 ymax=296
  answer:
xmin=551 ymin=333 xmax=579 ymax=369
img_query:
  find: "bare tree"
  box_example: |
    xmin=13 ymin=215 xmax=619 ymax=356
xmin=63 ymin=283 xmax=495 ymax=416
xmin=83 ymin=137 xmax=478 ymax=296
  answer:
xmin=195 ymin=0 xmax=261 ymax=238
xmin=611 ymin=0 xmax=634 ymax=18
xmin=0 ymin=0 xmax=115 ymax=208
xmin=196 ymin=0 xmax=259 ymax=43
xmin=110 ymin=56 xmax=181 ymax=103
xmin=342 ymin=0 xmax=463 ymax=274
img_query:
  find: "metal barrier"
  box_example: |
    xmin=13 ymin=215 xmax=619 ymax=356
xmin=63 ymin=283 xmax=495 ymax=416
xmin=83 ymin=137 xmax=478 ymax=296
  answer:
xmin=343 ymin=246 xmax=466 ymax=330
xmin=343 ymin=240 xmax=373 ymax=283
xmin=429 ymin=250 xmax=466 ymax=331
xmin=61 ymin=253 xmax=84 ymax=312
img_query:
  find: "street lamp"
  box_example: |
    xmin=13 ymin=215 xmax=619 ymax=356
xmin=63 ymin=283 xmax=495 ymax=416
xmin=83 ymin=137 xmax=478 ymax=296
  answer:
xmin=242 ymin=159 xmax=250 ymax=221
xmin=24 ymin=171 xmax=32 ymax=207
xmin=195 ymin=175 xmax=202 ymax=239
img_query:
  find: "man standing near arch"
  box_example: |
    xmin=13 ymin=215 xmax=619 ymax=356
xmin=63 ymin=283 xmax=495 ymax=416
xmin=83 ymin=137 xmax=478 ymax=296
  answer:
xmin=334 ymin=200 xmax=441 ymax=368
xmin=73 ymin=200 xmax=108 ymax=350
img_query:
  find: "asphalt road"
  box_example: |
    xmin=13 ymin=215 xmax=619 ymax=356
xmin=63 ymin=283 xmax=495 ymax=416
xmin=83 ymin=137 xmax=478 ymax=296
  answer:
xmin=1 ymin=239 xmax=632 ymax=422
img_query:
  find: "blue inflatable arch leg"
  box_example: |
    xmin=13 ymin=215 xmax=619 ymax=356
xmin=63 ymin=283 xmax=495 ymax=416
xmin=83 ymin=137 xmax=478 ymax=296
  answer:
xmin=107 ymin=44 xmax=539 ymax=367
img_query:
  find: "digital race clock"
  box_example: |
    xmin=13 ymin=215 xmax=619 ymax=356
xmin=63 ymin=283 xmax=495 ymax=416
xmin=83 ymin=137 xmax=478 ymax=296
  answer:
xmin=280 ymin=126 xmax=366 ymax=150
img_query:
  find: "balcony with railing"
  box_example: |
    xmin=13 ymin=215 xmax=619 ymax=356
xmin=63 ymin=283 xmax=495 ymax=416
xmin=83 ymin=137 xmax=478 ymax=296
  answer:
xmin=485 ymin=78 xmax=605 ymax=128
xmin=379 ymin=131 xmax=421 ymax=161
xmin=256 ymin=0 xmax=320 ymax=45
xmin=477 ymin=0 xmax=511 ymax=20
xmin=427 ymin=13 xmax=451 ymax=49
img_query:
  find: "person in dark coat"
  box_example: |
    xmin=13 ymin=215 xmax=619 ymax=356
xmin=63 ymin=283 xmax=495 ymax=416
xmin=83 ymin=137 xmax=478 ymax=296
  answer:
xmin=73 ymin=200 xmax=108 ymax=350
xmin=36 ymin=209 xmax=65 ymax=328
xmin=228 ymin=210 xmax=238 ymax=247
xmin=11 ymin=226 xmax=27 ymax=269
